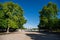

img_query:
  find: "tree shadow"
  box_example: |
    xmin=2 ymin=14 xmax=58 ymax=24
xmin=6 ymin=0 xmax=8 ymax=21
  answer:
xmin=0 ymin=30 xmax=18 ymax=35
xmin=0 ymin=29 xmax=18 ymax=35
xmin=26 ymin=31 xmax=60 ymax=40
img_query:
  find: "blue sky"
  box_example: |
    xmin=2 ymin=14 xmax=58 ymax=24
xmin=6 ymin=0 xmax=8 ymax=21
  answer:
xmin=0 ymin=0 xmax=60 ymax=28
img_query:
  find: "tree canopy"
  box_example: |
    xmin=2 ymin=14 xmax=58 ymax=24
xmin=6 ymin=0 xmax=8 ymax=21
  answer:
xmin=0 ymin=2 xmax=26 ymax=29
xmin=38 ymin=2 xmax=59 ymax=31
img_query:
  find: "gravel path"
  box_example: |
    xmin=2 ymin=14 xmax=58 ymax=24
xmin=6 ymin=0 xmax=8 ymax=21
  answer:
xmin=0 ymin=31 xmax=31 ymax=40
xmin=0 ymin=31 xmax=60 ymax=40
xmin=25 ymin=32 xmax=60 ymax=40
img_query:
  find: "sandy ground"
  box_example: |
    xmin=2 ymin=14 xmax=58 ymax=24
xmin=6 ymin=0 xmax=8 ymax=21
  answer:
xmin=0 ymin=31 xmax=31 ymax=40
xmin=0 ymin=30 xmax=60 ymax=40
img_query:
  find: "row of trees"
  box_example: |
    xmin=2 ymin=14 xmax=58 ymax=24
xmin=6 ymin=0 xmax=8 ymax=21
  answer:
xmin=38 ymin=2 xmax=60 ymax=31
xmin=0 ymin=2 xmax=26 ymax=31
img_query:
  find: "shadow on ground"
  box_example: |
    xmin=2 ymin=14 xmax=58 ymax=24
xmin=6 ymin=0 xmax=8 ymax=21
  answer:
xmin=0 ymin=32 xmax=12 ymax=35
xmin=26 ymin=31 xmax=60 ymax=40
xmin=0 ymin=30 xmax=18 ymax=35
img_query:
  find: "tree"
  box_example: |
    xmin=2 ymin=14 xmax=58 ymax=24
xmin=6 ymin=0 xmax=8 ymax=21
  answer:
xmin=38 ymin=2 xmax=58 ymax=31
xmin=0 ymin=2 xmax=26 ymax=32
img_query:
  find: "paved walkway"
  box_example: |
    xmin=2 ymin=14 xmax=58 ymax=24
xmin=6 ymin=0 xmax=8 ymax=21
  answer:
xmin=0 ymin=31 xmax=60 ymax=40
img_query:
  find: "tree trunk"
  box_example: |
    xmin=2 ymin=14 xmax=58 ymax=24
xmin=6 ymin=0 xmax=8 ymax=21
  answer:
xmin=7 ymin=27 xmax=9 ymax=33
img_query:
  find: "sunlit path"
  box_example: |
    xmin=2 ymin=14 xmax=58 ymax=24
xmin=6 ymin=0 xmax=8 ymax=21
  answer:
xmin=0 ymin=31 xmax=60 ymax=40
xmin=0 ymin=31 xmax=32 ymax=40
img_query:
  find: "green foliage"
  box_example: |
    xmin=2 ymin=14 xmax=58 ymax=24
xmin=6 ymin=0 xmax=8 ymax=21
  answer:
xmin=8 ymin=19 xmax=18 ymax=28
xmin=38 ymin=2 xmax=59 ymax=30
xmin=0 ymin=2 xmax=26 ymax=29
xmin=0 ymin=19 xmax=7 ymax=28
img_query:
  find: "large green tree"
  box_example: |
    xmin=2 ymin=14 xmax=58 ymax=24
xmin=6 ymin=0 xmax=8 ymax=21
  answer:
xmin=38 ymin=2 xmax=58 ymax=31
xmin=0 ymin=2 xmax=26 ymax=31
